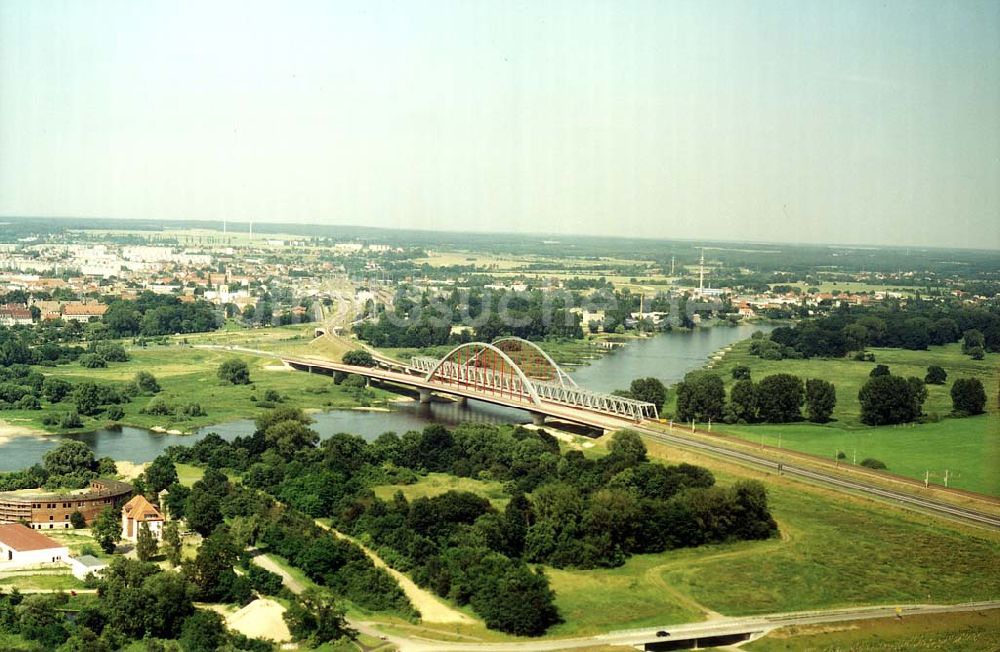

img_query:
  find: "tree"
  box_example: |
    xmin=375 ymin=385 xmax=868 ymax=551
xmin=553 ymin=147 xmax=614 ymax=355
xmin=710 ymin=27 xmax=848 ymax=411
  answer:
xmin=731 ymin=365 xmax=751 ymax=381
xmin=907 ymin=376 xmax=928 ymax=416
xmin=185 ymin=489 xmax=223 ymax=537
xmin=925 ymin=365 xmax=947 ymax=385
xmin=628 ymin=377 xmax=667 ymax=411
xmin=870 ymin=364 xmax=891 ymax=377
xmin=607 ymin=430 xmax=647 ymax=467
xmin=162 ymin=521 xmax=182 ymax=567
xmin=92 ymin=506 xmax=121 ymax=554
xmin=136 ymin=521 xmax=158 ymax=562
xmin=962 ymin=329 xmax=985 ymax=355
xmin=342 ymin=349 xmax=376 ymax=367
xmin=179 ymin=610 xmax=227 ymax=652
xmin=144 ymin=455 xmax=178 ymax=494
xmin=729 ymin=379 xmax=758 ymax=423
xmin=217 ymin=358 xmax=250 ymax=385
xmin=804 ymin=378 xmax=836 ymax=423
xmin=69 ymin=511 xmax=86 ymax=529
xmin=284 ymin=587 xmax=354 ymax=645
xmin=43 ymin=440 xmax=95 ymax=477
xmin=134 ymin=370 xmax=161 ymax=394
xmin=951 ymin=378 xmax=987 ymax=416
xmin=858 ymin=374 xmax=919 ymax=425
xmin=674 ymin=372 xmax=725 ymax=422
xmin=42 ymin=377 xmax=73 ymax=403
xmin=184 ymin=526 xmax=239 ymax=601
xmin=757 ymin=374 xmax=804 ymax=423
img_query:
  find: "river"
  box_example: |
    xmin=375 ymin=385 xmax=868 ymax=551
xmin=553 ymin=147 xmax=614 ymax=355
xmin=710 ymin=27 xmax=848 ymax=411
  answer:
xmin=0 ymin=323 xmax=773 ymax=471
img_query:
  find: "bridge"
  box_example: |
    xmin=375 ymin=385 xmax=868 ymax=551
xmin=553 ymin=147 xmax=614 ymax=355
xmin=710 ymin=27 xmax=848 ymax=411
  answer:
xmin=281 ymin=337 xmax=658 ymax=428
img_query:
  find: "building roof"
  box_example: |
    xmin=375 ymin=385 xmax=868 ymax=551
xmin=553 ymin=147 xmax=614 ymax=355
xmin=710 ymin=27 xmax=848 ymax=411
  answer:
xmin=122 ymin=495 xmax=164 ymax=522
xmin=0 ymin=523 xmax=64 ymax=551
xmin=72 ymin=554 xmax=107 ymax=568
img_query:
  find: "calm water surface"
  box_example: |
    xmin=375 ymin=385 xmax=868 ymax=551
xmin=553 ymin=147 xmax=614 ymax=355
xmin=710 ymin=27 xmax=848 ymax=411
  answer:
xmin=0 ymin=324 xmax=772 ymax=470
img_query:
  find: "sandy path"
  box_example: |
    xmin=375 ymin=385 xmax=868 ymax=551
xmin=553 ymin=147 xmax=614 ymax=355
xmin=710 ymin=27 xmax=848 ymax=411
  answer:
xmin=251 ymin=553 xmax=306 ymax=594
xmin=314 ymin=521 xmax=475 ymax=624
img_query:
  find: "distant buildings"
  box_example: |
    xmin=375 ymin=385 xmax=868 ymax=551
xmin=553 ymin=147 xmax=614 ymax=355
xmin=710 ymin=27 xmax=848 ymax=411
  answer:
xmin=0 ymin=304 xmax=32 ymax=326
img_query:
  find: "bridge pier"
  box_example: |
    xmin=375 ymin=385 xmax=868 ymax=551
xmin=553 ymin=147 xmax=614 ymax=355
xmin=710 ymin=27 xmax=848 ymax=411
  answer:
xmin=418 ymin=388 xmax=433 ymax=404
xmin=530 ymin=412 xmax=546 ymax=426
xmin=454 ymin=396 xmax=468 ymax=407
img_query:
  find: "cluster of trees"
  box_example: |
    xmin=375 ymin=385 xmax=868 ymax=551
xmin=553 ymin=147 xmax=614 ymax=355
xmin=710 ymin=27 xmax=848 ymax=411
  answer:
xmin=0 ymin=556 xmax=279 ymax=651
xmin=751 ymin=304 xmax=1000 ymax=360
xmin=164 ymin=410 xmax=778 ymax=636
xmin=675 ymin=370 xmax=836 ymax=424
xmin=102 ymin=293 xmax=220 ymax=338
xmin=613 ymin=377 xmax=667 ymax=411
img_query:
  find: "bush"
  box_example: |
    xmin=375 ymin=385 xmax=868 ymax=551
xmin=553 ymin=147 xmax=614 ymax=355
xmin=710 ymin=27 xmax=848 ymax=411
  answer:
xmin=60 ymin=412 xmax=83 ymax=428
xmin=106 ymin=405 xmax=125 ymax=421
xmin=342 ymin=349 xmax=376 ymax=367
xmin=925 ymin=365 xmax=947 ymax=385
xmin=860 ymin=458 xmax=887 ymax=470
xmin=78 ymin=353 xmax=107 ymax=368
xmin=263 ymin=389 xmax=282 ymax=403
xmin=141 ymin=397 xmax=173 ymax=416
xmin=731 ymin=365 xmax=751 ymax=381
xmin=70 ymin=511 xmax=86 ymax=529
xmin=134 ymin=370 xmax=161 ymax=394
xmin=218 ymin=358 xmax=251 ymax=385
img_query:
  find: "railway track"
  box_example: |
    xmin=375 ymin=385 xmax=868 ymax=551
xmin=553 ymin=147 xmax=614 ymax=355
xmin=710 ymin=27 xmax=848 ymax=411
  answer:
xmin=636 ymin=425 xmax=1000 ymax=530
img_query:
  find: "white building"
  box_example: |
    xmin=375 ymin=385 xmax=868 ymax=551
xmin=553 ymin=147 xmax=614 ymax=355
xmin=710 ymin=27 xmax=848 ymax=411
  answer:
xmin=68 ymin=554 xmax=108 ymax=580
xmin=0 ymin=523 xmax=69 ymax=567
xmin=121 ymin=495 xmax=165 ymax=542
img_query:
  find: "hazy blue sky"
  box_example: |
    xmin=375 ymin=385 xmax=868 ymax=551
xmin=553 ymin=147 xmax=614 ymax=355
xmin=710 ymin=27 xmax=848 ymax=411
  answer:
xmin=1 ymin=0 xmax=998 ymax=248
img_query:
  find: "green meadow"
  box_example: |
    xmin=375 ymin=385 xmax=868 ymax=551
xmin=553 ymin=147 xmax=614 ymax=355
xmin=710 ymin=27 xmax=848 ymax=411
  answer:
xmin=687 ymin=341 xmax=999 ymax=495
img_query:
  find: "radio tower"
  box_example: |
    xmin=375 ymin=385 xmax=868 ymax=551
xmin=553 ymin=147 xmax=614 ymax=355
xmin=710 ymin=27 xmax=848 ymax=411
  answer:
xmin=698 ymin=248 xmax=705 ymax=295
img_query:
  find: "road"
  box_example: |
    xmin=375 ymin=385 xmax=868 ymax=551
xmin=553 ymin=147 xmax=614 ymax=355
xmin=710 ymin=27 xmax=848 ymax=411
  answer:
xmin=354 ymin=601 xmax=1000 ymax=652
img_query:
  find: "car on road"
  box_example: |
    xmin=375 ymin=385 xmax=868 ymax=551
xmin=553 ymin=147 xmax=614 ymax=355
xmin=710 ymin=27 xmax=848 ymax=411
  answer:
xmin=656 ymin=630 xmax=670 ymax=637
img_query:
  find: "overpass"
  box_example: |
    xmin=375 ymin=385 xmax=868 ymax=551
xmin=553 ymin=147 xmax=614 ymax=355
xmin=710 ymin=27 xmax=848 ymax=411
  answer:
xmin=281 ymin=337 xmax=658 ymax=428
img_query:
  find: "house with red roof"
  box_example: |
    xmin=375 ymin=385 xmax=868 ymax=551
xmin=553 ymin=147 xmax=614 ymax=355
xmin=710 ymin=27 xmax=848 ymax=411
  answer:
xmin=121 ymin=495 xmax=165 ymax=541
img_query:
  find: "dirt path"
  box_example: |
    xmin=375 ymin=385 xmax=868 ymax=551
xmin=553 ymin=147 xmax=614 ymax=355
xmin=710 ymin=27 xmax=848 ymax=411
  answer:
xmin=251 ymin=553 xmax=306 ymax=594
xmin=314 ymin=520 xmax=476 ymax=624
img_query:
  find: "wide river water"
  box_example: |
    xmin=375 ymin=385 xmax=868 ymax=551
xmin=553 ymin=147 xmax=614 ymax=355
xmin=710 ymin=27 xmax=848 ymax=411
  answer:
xmin=0 ymin=323 xmax=772 ymax=471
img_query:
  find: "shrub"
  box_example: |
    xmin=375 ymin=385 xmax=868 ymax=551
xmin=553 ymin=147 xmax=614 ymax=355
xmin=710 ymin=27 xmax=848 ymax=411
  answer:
xmin=218 ymin=358 xmax=251 ymax=385
xmin=925 ymin=365 xmax=947 ymax=385
xmin=134 ymin=371 xmax=161 ymax=394
xmin=60 ymin=412 xmax=83 ymax=428
xmin=141 ymin=397 xmax=173 ymax=416
xmin=342 ymin=349 xmax=376 ymax=367
xmin=731 ymin=365 xmax=751 ymax=381
xmin=78 ymin=353 xmax=107 ymax=368
xmin=106 ymin=405 xmax=125 ymax=421
xmin=860 ymin=458 xmax=887 ymax=470
xmin=70 ymin=511 xmax=86 ymax=529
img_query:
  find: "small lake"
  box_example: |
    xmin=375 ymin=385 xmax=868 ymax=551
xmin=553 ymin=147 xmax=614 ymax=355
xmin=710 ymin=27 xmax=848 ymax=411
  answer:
xmin=0 ymin=323 xmax=773 ymax=471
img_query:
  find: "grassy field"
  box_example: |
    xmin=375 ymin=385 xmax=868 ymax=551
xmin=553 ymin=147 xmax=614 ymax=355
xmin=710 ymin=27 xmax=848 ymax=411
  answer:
xmin=695 ymin=341 xmax=1000 ymax=495
xmin=2 ymin=332 xmax=398 ymax=434
xmin=0 ymin=571 xmax=86 ymax=591
xmin=372 ymin=473 xmax=510 ymax=508
xmin=744 ymin=608 xmax=1000 ymax=651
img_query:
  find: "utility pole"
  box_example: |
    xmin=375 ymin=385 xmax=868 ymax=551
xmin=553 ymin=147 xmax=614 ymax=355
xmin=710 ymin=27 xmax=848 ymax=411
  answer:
xmin=925 ymin=470 xmax=929 ymax=488
xmin=944 ymin=469 xmax=949 ymax=488
xmin=670 ymin=256 xmax=675 ymax=276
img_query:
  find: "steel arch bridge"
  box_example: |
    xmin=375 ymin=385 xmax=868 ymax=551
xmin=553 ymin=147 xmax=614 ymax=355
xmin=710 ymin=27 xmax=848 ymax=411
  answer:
xmin=409 ymin=339 xmax=658 ymax=422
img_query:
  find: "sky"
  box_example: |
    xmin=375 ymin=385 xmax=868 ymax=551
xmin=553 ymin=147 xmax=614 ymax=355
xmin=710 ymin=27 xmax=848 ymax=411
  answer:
xmin=1 ymin=0 xmax=998 ymax=249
